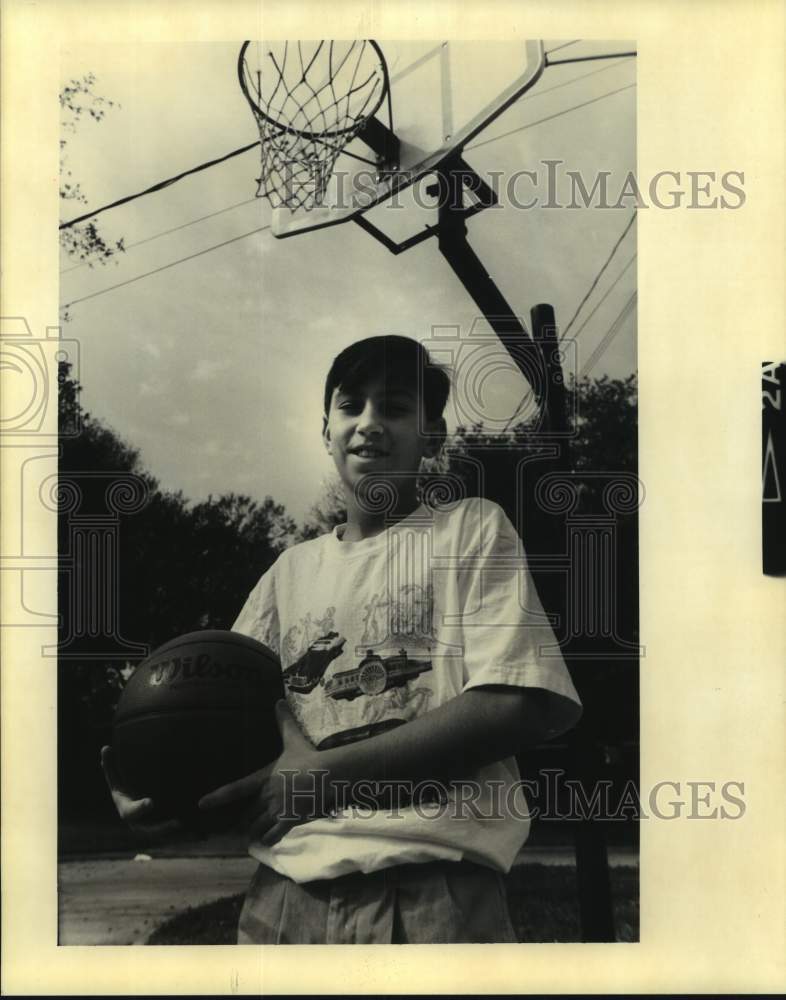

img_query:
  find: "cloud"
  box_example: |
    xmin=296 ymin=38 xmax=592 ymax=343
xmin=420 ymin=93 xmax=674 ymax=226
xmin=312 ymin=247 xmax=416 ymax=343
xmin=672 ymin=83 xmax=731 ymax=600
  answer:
xmin=139 ymin=380 xmax=162 ymax=396
xmin=190 ymin=358 xmax=232 ymax=382
xmin=201 ymin=439 xmax=241 ymax=458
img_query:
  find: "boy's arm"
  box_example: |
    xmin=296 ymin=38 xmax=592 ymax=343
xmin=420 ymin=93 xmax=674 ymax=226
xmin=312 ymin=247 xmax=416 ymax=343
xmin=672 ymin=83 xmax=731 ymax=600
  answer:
xmin=326 ymin=685 xmax=552 ymax=785
xmin=200 ymin=685 xmax=555 ymax=844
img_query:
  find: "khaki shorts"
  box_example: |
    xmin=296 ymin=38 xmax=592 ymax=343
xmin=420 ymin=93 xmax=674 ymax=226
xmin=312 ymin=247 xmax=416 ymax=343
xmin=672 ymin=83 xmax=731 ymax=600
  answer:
xmin=238 ymin=859 xmax=517 ymax=944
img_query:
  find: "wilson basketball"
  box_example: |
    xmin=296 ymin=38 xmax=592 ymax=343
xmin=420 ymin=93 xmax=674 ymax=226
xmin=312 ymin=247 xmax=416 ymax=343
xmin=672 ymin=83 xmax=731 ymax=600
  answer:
xmin=113 ymin=630 xmax=284 ymax=830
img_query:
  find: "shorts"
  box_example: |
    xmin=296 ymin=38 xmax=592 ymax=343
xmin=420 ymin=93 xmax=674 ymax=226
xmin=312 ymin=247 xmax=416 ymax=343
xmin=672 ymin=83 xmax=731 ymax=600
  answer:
xmin=237 ymin=859 xmax=518 ymax=944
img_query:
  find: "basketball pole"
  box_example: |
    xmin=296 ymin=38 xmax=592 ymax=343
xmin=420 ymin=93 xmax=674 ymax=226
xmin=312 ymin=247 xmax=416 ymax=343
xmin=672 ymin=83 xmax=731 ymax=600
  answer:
xmin=528 ymin=304 xmax=615 ymax=943
xmin=434 ymin=157 xmax=617 ymax=944
xmin=434 ymin=158 xmax=545 ymax=405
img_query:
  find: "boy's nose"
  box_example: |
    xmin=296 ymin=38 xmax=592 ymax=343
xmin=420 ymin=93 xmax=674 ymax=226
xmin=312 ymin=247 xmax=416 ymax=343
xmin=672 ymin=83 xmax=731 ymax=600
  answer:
xmin=356 ymin=403 xmax=384 ymax=433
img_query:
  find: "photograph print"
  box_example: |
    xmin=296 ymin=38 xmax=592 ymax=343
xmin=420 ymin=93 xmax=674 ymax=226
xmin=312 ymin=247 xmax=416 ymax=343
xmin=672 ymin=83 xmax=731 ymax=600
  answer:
xmin=55 ymin=36 xmax=639 ymax=946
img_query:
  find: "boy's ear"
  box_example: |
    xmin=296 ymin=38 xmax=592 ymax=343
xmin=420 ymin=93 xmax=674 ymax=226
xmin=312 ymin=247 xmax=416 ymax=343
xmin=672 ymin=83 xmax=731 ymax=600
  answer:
xmin=322 ymin=415 xmax=332 ymax=454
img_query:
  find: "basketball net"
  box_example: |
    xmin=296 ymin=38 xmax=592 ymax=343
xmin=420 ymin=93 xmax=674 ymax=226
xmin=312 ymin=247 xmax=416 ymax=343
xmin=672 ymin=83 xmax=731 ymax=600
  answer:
xmin=239 ymin=41 xmax=389 ymax=213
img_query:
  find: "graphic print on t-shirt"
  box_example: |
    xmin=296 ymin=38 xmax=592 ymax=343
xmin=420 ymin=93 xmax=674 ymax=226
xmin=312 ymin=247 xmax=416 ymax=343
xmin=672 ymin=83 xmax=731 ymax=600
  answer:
xmin=281 ymin=584 xmax=436 ymax=749
xmin=282 ymin=630 xmax=346 ymax=693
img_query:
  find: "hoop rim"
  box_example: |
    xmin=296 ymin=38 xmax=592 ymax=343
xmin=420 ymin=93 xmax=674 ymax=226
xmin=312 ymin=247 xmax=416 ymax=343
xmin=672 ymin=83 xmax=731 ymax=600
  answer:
xmin=237 ymin=40 xmax=391 ymax=142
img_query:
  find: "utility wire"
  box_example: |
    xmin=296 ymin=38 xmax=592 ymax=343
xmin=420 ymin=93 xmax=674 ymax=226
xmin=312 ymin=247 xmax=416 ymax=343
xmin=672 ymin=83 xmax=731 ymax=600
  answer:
xmin=579 ymin=290 xmax=637 ymax=377
xmin=61 ymin=224 xmax=271 ymax=310
xmin=571 ymin=253 xmax=637 ymax=341
xmin=544 ymin=40 xmax=581 ymax=56
xmin=502 ymin=279 xmax=637 ymax=432
xmin=547 ymin=51 xmax=636 ymax=67
xmin=61 ymin=55 xmax=635 ymax=233
xmin=64 ymin=60 xmax=632 ymax=270
xmin=501 ymin=387 xmax=536 ymax=434
xmin=63 ymin=69 xmax=637 ymax=310
xmin=560 ymin=212 xmax=637 ymax=342
xmin=467 ymin=81 xmax=635 ymax=153
xmin=59 ymin=142 xmax=261 ymax=230
xmin=500 ymin=263 xmax=637 ymax=432
xmin=60 ymin=197 xmax=259 ymax=274
xmin=491 ymin=54 xmax=635 ymax=114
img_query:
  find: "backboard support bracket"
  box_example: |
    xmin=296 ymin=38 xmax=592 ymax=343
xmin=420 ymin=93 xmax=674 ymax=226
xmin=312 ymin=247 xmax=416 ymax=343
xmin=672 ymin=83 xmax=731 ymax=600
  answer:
xmin=353 ymin=152 xmax=559 ymax=417
xmin=359 ymin=116 xmax=401 ymax=171
xmin=350 ymin=155 xmax=498 ymax=255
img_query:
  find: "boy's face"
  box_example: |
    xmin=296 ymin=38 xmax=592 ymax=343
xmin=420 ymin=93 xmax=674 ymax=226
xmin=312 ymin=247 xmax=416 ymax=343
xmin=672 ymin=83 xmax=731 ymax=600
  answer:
xmin=322 ymin=375 xmax=445 ymax=502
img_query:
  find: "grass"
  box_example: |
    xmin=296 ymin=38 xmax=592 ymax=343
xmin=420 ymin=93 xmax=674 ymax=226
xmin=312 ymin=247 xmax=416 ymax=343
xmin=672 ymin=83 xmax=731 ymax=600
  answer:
xmin=506 ymin=863 xmax=639 ymax=942
xmin=147 ymin=893 xmax=245 ymax=945
xmin=147 ymin=864 xmax=638 ymax=944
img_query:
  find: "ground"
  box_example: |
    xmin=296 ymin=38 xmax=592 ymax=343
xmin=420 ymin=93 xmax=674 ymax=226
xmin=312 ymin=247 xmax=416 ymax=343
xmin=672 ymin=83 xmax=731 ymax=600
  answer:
xmin=58 ymin=845 xmax=639 ymax=945
xmin=58 ymin=856 xmax=257 ymax=946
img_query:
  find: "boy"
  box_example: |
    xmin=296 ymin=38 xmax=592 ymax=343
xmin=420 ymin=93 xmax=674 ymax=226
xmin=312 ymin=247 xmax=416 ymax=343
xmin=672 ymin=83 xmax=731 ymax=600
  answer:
xmin=105 ymin=334 xmax=581 ymax=944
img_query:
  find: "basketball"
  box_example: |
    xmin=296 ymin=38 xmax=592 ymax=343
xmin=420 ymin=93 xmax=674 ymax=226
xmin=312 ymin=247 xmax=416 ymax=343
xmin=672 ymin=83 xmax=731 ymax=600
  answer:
xmin=113 ymin=630 xmax=284 ymax=830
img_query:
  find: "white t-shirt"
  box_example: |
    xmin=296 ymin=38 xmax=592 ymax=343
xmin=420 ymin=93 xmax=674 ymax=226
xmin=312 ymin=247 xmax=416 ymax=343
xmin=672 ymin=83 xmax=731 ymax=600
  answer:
xmin=233 ymin=496 xmax=581 ymax=883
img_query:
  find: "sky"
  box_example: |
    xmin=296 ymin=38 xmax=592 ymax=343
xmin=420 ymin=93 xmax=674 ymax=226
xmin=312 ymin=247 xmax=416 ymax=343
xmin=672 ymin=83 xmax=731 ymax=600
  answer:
xmin=59 ymin=39 xmax=637 ymax=525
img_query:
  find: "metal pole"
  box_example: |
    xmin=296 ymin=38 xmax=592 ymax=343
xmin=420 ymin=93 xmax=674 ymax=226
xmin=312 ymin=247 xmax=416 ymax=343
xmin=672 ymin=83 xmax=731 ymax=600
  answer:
xmin=530 ymin=302 xmax=568 ymax=443
xmin=435 ymin=159 xmax=546 ymax=410
xmin=532 ymin=310 xmax=616 ymax=943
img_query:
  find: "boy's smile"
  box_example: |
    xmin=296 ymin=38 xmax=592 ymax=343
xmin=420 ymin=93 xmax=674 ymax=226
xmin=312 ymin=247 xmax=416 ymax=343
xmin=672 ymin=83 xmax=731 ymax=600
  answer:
xmin=348 ymin=444 xmax=390 ymax=462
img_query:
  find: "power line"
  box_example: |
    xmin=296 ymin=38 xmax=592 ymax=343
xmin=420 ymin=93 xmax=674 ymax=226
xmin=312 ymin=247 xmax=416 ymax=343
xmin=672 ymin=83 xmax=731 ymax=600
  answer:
xmin=59 ymin=141 xmax=260 ymax=230
xmin=463 ymin=56 xmax=635 ymax=155
xmin=545 ymin=40 xmax=581 ymax=56
xmin=547 ymin=50 xmax=636 ymax=67
xmin=60 ymin=197 xmax=259 ymax=274
xmin=489 ymin=54 xmax=635 ymax=115
xmin=63 ymin=60 xmax=632 ymax=271
xmin=500 ymin=388 xmax=535 ymax=435
xmin=571 ymin=253 xmax=637 ymax=340
xmin=579 ymin=290 xmax=637 ymax=377
xmin=59 ymin=50 xmax=633 ymax=247
xmin=560 ymin=212 xmax=637 ymax=342
xmin=467 ymin=81 xmax=636 ymax=153
xmin=61 ymin=56 xmax=634 ymax=235
xmin=61 ymin=224 xmax=271 ymax=310
xmin=63 ymin=65 xmax=637 ymax=310
xmin=499 ymin=257 xmax=637 ymax=433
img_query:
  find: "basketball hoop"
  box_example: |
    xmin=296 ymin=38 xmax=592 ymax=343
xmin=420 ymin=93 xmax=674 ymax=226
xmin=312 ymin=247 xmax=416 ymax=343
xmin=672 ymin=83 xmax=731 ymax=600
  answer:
xmin=238 ymin=40 xmax=393 ymax=213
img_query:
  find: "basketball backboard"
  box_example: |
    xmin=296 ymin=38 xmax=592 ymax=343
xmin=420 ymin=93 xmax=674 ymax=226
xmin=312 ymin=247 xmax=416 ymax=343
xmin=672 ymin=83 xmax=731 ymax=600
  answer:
xmin=239 ymin=40 xmax=545 ymax=239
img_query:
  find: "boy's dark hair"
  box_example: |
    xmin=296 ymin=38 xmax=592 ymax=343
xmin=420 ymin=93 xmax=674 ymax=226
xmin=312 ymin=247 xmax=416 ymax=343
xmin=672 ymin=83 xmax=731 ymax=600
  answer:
xmin=323 ymin=336 xmax=450 ymax=421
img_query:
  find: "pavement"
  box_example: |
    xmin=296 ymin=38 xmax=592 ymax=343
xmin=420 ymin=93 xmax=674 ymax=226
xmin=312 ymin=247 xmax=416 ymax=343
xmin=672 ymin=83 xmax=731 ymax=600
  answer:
xmin=58 ymin=845 xmax=638 ymax=946
xmin=58 ymin=856 xmax=258 ymax=946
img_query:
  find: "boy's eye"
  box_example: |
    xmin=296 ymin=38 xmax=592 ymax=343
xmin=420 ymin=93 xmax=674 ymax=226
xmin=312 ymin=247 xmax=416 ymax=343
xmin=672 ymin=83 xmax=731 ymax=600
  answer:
xmin=336 ymin=399 xmax=411 ymax=415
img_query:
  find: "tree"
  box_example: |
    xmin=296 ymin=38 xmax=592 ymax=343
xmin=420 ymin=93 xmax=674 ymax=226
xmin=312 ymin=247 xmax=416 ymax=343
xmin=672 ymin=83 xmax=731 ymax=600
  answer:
xmin=187 ymin=493 xmax=296 ymax=628
xmin=451 ymin=374 xmax=638 ymax=515
xmin=298 ymin=475 xmax=347 ymax=540
xmin=60 ymin=74 xmax=125 ymax=286
xmin=57 ymin=364 xmax=296 ymax=819
xmin=570 ymin=374 xmax=637 ymax=506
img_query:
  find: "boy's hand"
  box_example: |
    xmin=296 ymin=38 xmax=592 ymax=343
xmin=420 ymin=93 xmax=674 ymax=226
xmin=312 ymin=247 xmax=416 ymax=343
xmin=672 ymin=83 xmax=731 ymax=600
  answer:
xmin=100 ymin=745 xmax=186 ymax=842
xmin=198 ymin=700 xmax=327 ymax=847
